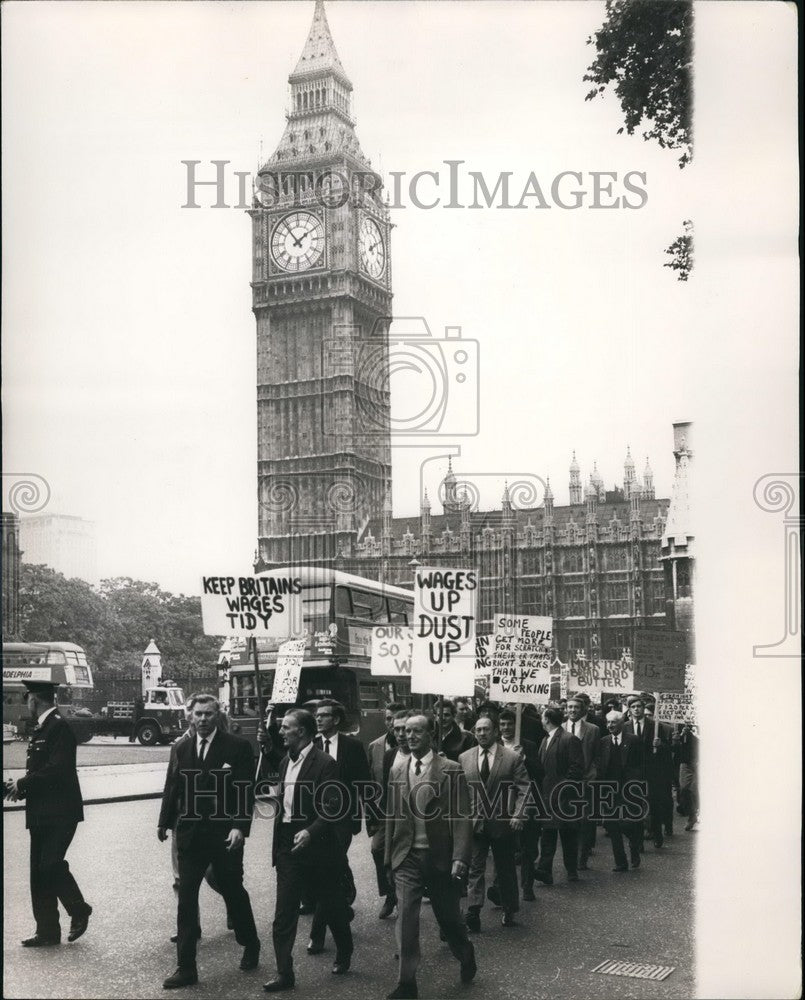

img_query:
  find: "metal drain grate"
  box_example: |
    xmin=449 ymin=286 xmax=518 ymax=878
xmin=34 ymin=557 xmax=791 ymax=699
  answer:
xmin=591 ymin=959 xmax=675 ymax=981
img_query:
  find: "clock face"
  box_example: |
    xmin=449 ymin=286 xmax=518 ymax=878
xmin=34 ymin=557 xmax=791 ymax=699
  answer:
xmin=359 ymin=216 xmax=386 ymax=279
xmin=271 ymin=211 xmax=325 ymax=272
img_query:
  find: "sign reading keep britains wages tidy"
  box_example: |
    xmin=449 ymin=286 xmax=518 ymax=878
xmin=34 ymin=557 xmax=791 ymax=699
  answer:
xmin=488 ymin=614 xmax=553 ymax=704
xmin=200 ymin=574 xmax=304 ymax=637
xmin=411 ymin=567 xmax=477 ymax=696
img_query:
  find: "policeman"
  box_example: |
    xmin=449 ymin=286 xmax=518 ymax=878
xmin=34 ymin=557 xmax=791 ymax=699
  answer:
xmin=4 ymin=681 xmax=92 ymax=947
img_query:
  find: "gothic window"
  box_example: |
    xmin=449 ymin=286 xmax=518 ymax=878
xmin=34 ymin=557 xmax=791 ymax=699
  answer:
xmin=605 ymin=582 xmax=630 ymax=615
xmin=561 ymin=583 xmax=586 ymax=616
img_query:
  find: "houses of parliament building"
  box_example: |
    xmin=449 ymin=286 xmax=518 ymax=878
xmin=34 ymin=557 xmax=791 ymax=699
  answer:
xmin=249 ymin=2 xmax=693 ymax=664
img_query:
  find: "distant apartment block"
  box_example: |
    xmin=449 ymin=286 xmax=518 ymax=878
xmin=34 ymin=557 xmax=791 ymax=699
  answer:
xmin=20 ymin=514 xmax=98 ymax=586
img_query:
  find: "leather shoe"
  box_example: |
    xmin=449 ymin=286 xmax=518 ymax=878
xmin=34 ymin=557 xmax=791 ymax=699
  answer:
xmin=379 ymin=896 xmax=396 ymax=919
xmin=387 ymin=982 xmax=418 ymax=999
xmin=240 ymin=941 xmax=261 ymax=971
xmin=163 ymin=967 xmax=198 ymax=989
xmin=533 ymin=870 xmax=553 ymax=886
xmin=501 ymin=911 xmax=518 ymax=927
xmin=486 ymin=885 xmax=502 ymax=908
xmin=630 ymin=855 xmax=641 ymax=869
xmin=170 ymin=926 xmax=201 ymax=944
xmin=465 ymin=908 xmax=480 ymax=933
xmin=460 ymin=944 xmax=478 ymax=984
xmin=307 ymin=940 xmax=325 ymax=955
xmin=332 ymin=956 xmax=351 ymax=975
xmin=567 ymin=872 xmax=579 ymax=882
xmin=68 ymin=905 xmax=92 ymax=943
xmin=21 ymin=935 xmax=60 ymax=947
xmin=612 ymin=865 xmax=629 ymax=872
xmin=263 ymin=974 xmax=295 ymax=992
xmin=522 ymin=883 xmax=535 ymax=902
xmin=653 ymin=838 xmax=664 ymax=849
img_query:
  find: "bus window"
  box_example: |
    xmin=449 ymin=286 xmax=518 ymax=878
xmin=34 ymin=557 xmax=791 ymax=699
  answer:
xmin=358 ymin=679 xmax=380 ymax=709
xmin=388 ymin=598 xmax=409 ymax=624
xmin=46 ymin=650 xmax=68 ymax=665
xmin=334 ymin=586 xmax=352 ymax=617
xmin=350 ymin=589 xmax=387 ymax=622
xmin=302 ymin=585 xmax=332 ymax=634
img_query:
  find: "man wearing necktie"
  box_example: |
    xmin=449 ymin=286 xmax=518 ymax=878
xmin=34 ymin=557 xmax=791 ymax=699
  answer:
xmin=533 ymin=706 xmax=584 ymax=886
xmin=158 ymin=694 xmax=260 ymax=989
xmin=563 ymin=697 xmax=600 ymax=870
xmin=307 ymin=699 xmax=370 ymax=955
xmin=4 ymin=681 xmax=92 ymax=949
xmin=460 ymin=715 xmax=529 ymax=931
xmin=382 ymin=715 xmax=476 ymax=1000
xmin=624 ymin=696 xmax=673 ymax=848
xmin=598 ymin=711 xmax=645 ymax=871
xmin=263 ymin=708 xmax=353 ymax=992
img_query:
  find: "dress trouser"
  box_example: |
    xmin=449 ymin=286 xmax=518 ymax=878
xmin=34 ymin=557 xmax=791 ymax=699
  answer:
xmin=604 ymin=819 xmax=642 ymax=867
xmin=29 ymin=823 xmax=87 ymax=938
xmin=309 ymin=831 xmax=355 ymax=945
xmin=273 ymin=825 xmax=353 ymax=977
xmin=467 ymin=827 xmax=519 ymax=913
xmin=393 ymin=848 xmax=473 ymax=986
xmin=537 ymin=825 xmax=579 ymax=876
xmin=371 ymin=829 xmax=396 ymax=897
xmin=678 ymin=763 xmax=698 ymax=819
xmin=176 ymin=823 xmax=259 ymax=971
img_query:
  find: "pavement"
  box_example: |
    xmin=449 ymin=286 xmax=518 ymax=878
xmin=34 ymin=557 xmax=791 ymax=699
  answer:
xmin=3 ymin=761 xmax=168 ymax=811
xmin=3 ymin=795 xmax=696 ymax=1000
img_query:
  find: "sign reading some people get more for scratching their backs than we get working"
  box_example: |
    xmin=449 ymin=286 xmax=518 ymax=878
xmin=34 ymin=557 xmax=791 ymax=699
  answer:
xmin=411 ymin=567 xmax=477 ymax=696
xmin=488 ymin=614 xmax=553 ymax=704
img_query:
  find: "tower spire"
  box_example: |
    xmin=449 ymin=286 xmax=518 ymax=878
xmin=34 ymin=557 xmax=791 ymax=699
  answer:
xmin=291 ymin=1 xmax=351 ymax=89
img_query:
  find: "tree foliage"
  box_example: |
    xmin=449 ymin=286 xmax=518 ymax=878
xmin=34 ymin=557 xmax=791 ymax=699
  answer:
xmin=664 ymin=219 xmax=694 ymax=281
xmin=17 ymin=564 xmax=220 ymax=678
xmin=584 ymin=0 xmax=693 ymax=168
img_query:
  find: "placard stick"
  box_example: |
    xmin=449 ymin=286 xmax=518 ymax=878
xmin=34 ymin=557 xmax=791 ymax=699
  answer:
xmin=652 ymin=690 xmax=660 ymax=754
xmin=252 ymin=636 xmax=263 ymax=719
xmin=436 ymin=695 xmax=443 ymax=752
xmin=514 ymin=702 xmax=522 ymax=746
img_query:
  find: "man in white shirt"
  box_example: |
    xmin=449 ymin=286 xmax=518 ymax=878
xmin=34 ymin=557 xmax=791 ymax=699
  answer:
xmin=460 ymin=716 xmax=529 ymax=930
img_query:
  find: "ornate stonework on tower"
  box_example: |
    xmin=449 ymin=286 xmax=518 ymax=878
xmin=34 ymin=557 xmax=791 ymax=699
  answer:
xmin=251 ymin=0 xmax=392 ymax=569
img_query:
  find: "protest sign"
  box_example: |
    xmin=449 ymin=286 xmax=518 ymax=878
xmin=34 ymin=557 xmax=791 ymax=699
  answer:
xmin=656 ymin=691 xmax=697 ymax=727
xmin=488 ymin=614 xmax=552 ymax=704
xmin=633 ymin=629 xmax=687 ymax=692
xmin=200 ymin=574 xmax=304 ymax=637
xmin=270 ymin=638 xmax=307 ymax=702
xmin=475 ymin=634 xmax=492 ymax=676
xmin=371 ymin=625 xmax=413 ymax=676
xmin=411 ymin=566 xmax=477 ymax=696
xmin=567 ymin=657 xmax=634 ymax=695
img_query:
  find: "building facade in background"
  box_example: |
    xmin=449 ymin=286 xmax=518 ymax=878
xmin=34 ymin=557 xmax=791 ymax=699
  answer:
xmin=2 ymin=512 xmax=22 ymax=637
xmin=19 ymin=513 xmax=98 ymax=586
xmin=252 ymin=2 xmax=681 ymax=663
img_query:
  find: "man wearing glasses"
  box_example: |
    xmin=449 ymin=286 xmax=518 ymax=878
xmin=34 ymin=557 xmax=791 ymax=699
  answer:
xmin=307 ymin=700 xmax=371 ymax=956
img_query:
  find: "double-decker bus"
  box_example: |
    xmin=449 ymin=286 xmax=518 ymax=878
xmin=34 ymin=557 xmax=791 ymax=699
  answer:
xmin=221 ymin=568 xmax=416 ymax=752
xmin=2 ymin=641 xmax=94 ymax=735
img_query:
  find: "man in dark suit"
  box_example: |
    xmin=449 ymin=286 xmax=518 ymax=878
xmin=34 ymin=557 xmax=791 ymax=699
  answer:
xmin=307 ymin=699 xmax=371 ymax=953
xmin=598 ymin=710 xmax=646 ymax=871
xmin=264 ymin=708 xmax=354 ymax=992
xmin=624 ymin=696 xmax=674 ymax=847
xmin=563 ymin=696 xmax=600 ymax=869
xmin=382 ymin=714 xmax=476 ymax=1000
xmin=366 ymin=709 xmax=412 ymax=919
xmin=504 ymin=701 xmax=547 ymax=747
xmin=436 ymin=699 xmax=477 ymax=761
xmin=460 ymin=715 xmax=529 ymax=930
xmin=158 ymin=694 xmax=260 ymax=989
xmin=534 ymin=705 xmax=584 ymax=885
xmin=5 ymin=682 xmax=92 ymax=948
xmin=498 ymin=708 xmax=542 ymax=900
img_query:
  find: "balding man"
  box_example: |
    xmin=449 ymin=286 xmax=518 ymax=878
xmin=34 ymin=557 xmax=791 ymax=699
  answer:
xmin=382 ymin=714 xmax=476 ymax=999
xmin=598 ymin=711 xmax=645 ymax=872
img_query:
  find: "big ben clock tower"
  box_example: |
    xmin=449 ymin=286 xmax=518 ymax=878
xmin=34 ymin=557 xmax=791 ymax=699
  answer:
xmin=251 ymin=0 xmax=392 ymax=570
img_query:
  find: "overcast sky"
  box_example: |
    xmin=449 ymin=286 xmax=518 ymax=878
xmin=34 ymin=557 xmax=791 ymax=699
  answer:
xmin=1 ymin=2 xmax=801 ymax=990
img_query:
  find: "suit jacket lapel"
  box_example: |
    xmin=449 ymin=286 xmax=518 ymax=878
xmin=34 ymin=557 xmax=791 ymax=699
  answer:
xmin=488 ymin=746 xmax=505 ymax=787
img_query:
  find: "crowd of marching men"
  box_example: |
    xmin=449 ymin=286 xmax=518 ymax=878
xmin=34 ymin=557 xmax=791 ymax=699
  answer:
xmin=6 ymin=677 xmax=698 ymax=999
